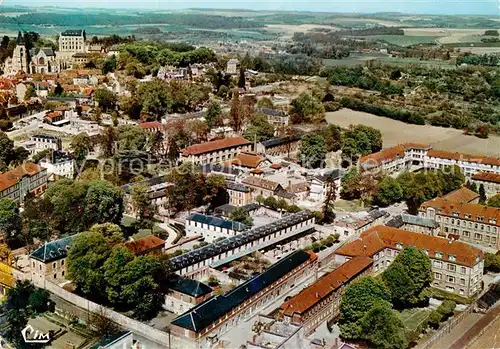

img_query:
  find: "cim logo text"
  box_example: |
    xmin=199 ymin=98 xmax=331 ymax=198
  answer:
xmin=21 ymin=324 xmax=51 ymax=344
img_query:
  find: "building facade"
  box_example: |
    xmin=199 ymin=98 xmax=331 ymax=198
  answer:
xmin=30 ymin=48 xmax=58 ymax=74
xmin=28 ymin=134 xmax=63 ymax=153
xmin=164 ymin=275 xmax=214 ymax=315
xmin=420 ymin=198 xmax=500 ymax=250
xmin=241 ymin=176 xmax=284 ymax=199
xmin=335 ymin=226 xmax=484 ymax=298
xmin=279 ymin=256 xmax=373 ymax=335
xmin=359 ymin=144 xmax=500 ymax=178
xmin=185 ymin=213 xmax=249 ymax=243
xmin=59 ymin=30 xmax=86 ymax=54
xmin=170 ymin=250 xmax=318 ymax=345
xmin=29 ymin=235 xmax=76 ymax=286
xmin=471 ymin=172 xmax=500 ymax=198
xmin=39 ymin=151 xmax=75 ymax=180
xmin=179 ymin=137 xmax=252 ymax=165
xmin=4 ymin=32 xmax=30 ymax=75
xmin=170 ymin=211 xmax=315 ymax=276
xmin=0 ymin=162 xmax=48 ymax=202
xmin=227 ymin=182 xmax=252 ymax=206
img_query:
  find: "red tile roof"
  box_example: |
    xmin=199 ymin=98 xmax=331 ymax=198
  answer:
xmin=420 ymin=199 xmax=500 ymax=225
xmin=45 ymin=111 xmax=63 ymax=119
xmin=442 ymin=187 xmax=480 ymax=204
xmin=336 ymin=226 xmax=484 ymax=267
xmin=402 ymin=143 xmax=431 ymax=149
xmin=124 ymin=235 xmax=165 ymax=255
xmin=359 ymin=145 xmax=405 ymax=169
xmin=229 ymin=152 xmax=264 ymax=168
xmin=181 ymin=137 xmax=251 ymax=156
xmin=139 ymin=121 xmax=163 ymax=130
xmin=472 ymin=172 xmax=500 ymax=184
xmin=427 ymin=149 xmax=500 ymax=167
xmin=280 ymin=256 xmax=373 ymax=317
xmin=0 ymin=162 xmax=45 ymax=192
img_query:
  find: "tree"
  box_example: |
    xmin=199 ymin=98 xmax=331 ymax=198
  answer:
xmin=94 ymin=88 xmax=117 ymax=111
xmin=300 ymin=134 xmax=326 ymax=169
xmin=117 ymin=125 xmax=149 ymax=151
xmin=487 ymin=194 xmax=500 ymax=208
xmin=205 ymin=100 xmax=223 ymax=129
xmin=322 ymin=124 xmax=343 ymax=152
xmin=479 ymin=184 xmax=487 ymax=204
xmin=0 ymin=198 xmax=21 ymax=245
xmin=373 ymin=177 xmax=404 ymax=207
xmin=204 ymin=174 xmax=228 ymax=211
xmin=102 ymin=55 xmax=117 ymax=74
xmin=321 ymin=174 xmax=337 ymax=224
xmin=238 ymin=67 xmax=246 ymax=89
xmin=54 ymin=83 xmax=64 ymax=96
xmin=243 ymin=114 xmax=275 ymax=142
xmin=136 ymin=79 xmax=170 ymax=120
xmin=257 ymin=97 xmax=273 ymax=109
xmin=99 ymin=126 xmax=118 ymax=158
xmin=264 ymin=196 xmax=278 ymax=210
xmin=131 ymin=184 xmax=155 ymax=221
xmin=24 ymin=85 xmax=37 ymax=100
xmin=88 ymin=223 xmax=124 ymax=246
xmin=290 ymin=92 xmax=325 ymax=124
xmin=165 ymin=162 xmax=206 ymax=213
xmin=0 ymin=131 xmax=14 ymax=171
xmin=256 ymin=195 xmax=265 ymax=205
xmin=465 ymin=180 xmax=478 ymax=193
xmin=82 ymin=180 xmax=124 ymax=228
xmin=67 ymin=231 xmax=111 ymax=297
xmin=339 ymin=276 xmax=391 ymax=339
xmin=342 ymin=124 xmax=383 ymax=158
xmin=229 ymin=90 xmax=250 ymax=133
xmin=360 ymin=303 xmax=408 ymax=349
xmin=382 ymin=246 xmax=432 ymax=308
xmin=229 ymin=207 xmax=253 ymax=227
xmin=103 ymin=245 xmax=135 ymax=305
xmin=484 ymin=252 xmax=500 ymax=273
xmin=120 ymin=255 xmax=165 ymax=320
xmin=70 ymin=132 xmax=94 ymax=164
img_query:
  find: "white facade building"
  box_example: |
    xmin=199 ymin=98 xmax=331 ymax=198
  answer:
xmin=39 ymin=151 xmax=75 ymax=180
xmin=185 ymin=213 xmax=248 ymax=243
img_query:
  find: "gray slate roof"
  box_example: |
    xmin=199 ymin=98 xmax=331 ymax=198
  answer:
xmin=170 ymin=211 xmax=313 ymax=271
xmin=169 ymin=275 xmax=212 ymax=298
xmin=171 ymin=250 xmax=311 ymax=333
xmin=30 ymin=235 xmax=77 ymax=263
xmin=30 ymin=47 xmax=55 ymax=57
xmin=386 ymin=214 xmax=439 ymax=229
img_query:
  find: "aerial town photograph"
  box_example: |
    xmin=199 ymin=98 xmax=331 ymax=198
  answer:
xmin=0 ymin=0 xmax=498 ymax=348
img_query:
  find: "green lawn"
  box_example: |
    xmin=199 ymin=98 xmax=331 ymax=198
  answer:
xmin=399 ymin=308 xmax=432 ymax=332
xmin=121 ymin=215 xmax=167 ymax=240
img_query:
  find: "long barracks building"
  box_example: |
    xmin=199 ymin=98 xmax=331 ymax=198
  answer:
xmin=170 ymin=211 xmax=315 ymax=276
xmin=170 ymin=250 xmax=318 ymax=346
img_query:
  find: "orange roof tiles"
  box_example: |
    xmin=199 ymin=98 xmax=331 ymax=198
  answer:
xmin=280 ymin=256 xmax=373 ymax=317
xmin=420 ymin=199 xmax=500 ymax=225
xmin=442 ymin=187 xmax=479 ymax=204
xmin=336 ymin=225 xmax=484 ymax=267
xmin=139 ymin=121 xmax=163 ymax=130
xmin=472 ymin=172 xmax=500 ymax=184
xmin=230 ymin=152 xmax=264 ymax=168
xmin=45 ymin=111 xmax=63 ymax=119
xmin=124 ymin=235 xmax=165 ymax=255
xmin=181 ymin=137 xmax=250 ymax=156
xmin=0 ymin=162 xmax=45 ymax=192
xmin=359 ymin=145 xmax=405 ymax=169
xmin=427 ymin=149 xmax=500 ymax=167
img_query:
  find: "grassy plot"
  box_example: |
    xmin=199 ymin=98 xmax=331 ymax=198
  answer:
xmin=121 ymin=215 xmax=167 ymax=240
xmin=399 ymin=308 xmax=432 ymax=333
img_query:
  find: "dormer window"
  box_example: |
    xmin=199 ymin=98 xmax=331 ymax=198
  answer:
xmin=465 ymin=214 xmax=472 ymax=220
xmin=396 ymin=243 xmax=403 ymax=249
xmin=449 ymin=255 xmax=456 ymax=262
xmin=424 ymin=249 xmax=429 ymax=255
xmin=453 ymin=212 xmax=459 ymax=217
xmin=436 ymin=252 xmax=443 ymax=258
xmin=477 ymin=216 xmax=484 ymax=222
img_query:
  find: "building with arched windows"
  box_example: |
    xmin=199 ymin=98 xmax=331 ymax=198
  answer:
xmin=29 ymin=47 xmax=59 ymax=74
xmin=4 ymin=31 xmax=30 ymax=75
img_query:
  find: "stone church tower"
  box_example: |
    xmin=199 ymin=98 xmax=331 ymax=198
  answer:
xmin=4 ymin=31 xmax=30 ymax=75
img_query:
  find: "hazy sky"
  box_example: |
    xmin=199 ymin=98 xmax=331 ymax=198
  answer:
xmin=4 ymin=0 xmax=500 ymax=15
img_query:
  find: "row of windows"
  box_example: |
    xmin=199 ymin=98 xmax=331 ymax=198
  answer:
xmin=441 ymin=216 xmax=498 ymax=229
xmin=434 ymin=273 xmax=467 ymax=285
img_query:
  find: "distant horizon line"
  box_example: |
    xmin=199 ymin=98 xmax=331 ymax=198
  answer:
xmin=1 ymin=5 xmax=499 ymax=17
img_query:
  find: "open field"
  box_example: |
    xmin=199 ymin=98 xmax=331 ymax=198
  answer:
xmin=366 ymin=34 xmax=438 ymax=46
xmin=456 ymin=46 xmax=500 ymax=54
xmin=324 ymin=54 xmax=455 ymax=69
xmin=326 ymin=109 xmax=500 ymax=157
xmin=400 ymin=308 xmax=432 ymax=332
xmin=403 ymin=28 xmax=494 ymax=45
